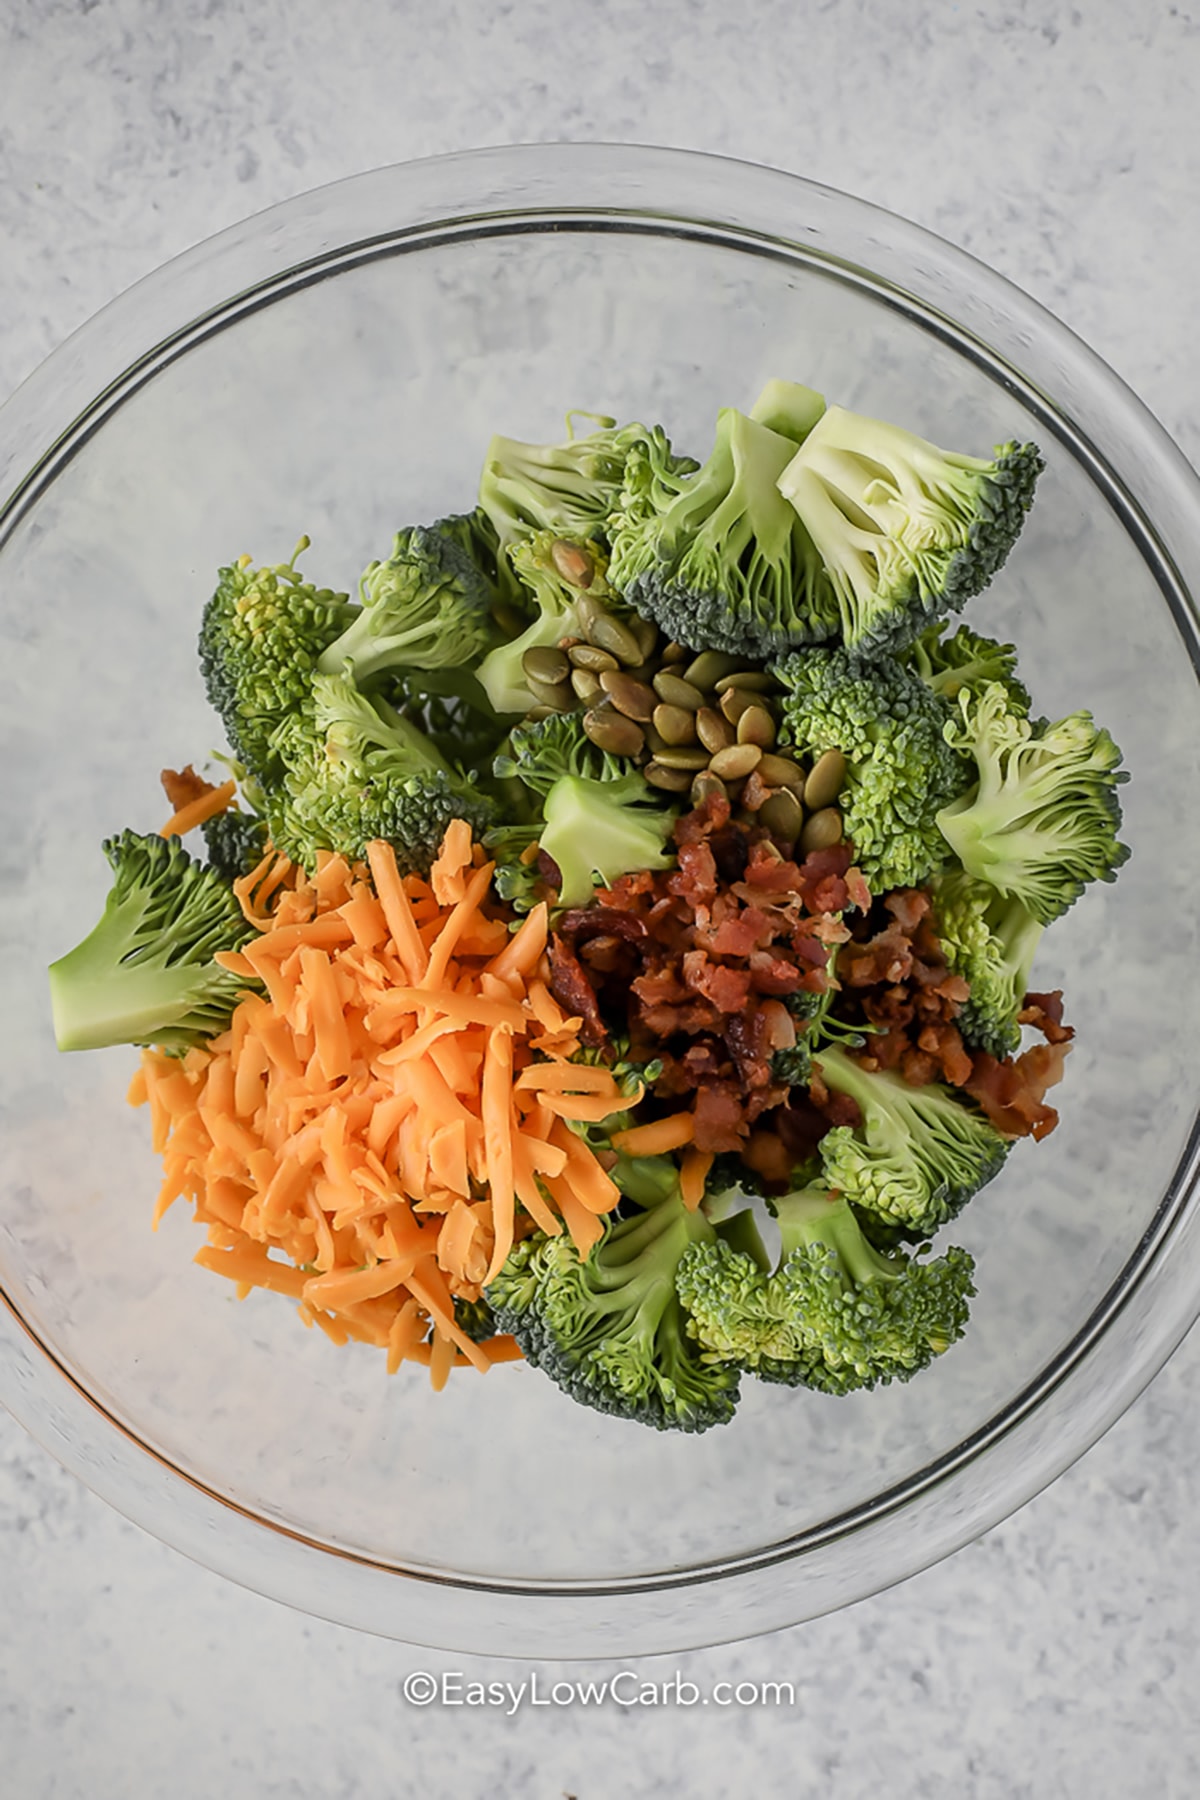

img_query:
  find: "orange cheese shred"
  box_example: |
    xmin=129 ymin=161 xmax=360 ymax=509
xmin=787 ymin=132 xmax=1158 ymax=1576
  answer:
xmin=130 ymin=826 xmax=629 ymax=1388
xmin=159 ymin=779 xmax=238 ymax=839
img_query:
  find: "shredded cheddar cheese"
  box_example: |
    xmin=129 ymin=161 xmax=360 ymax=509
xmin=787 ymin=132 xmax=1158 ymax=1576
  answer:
xmin=130 ymin=828 xmax=627 ymax=1388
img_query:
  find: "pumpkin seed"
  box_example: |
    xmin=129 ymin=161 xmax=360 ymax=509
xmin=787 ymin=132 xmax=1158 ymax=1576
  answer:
xmin=652 ymin=669 xmax=705 ymax=710
xmin=600 ymin=669 xmax=658 ymax=721
xmin=800 ymin=806 xmax=843 ymax=853
xmin=719 ymin=686 xmax=760 ymax=725
xmin=803 ymin=748 xmax=847 ymax=811
xmin=571 ymin=667 xmax=604 ymax=704
xmin=644 ymin=760 xmax=694 ymax=793
xmin=549 ymin=539 xmax=596 ymax=588
xmin=709 ymin=743 xmax=763 ymax=781
xmin=526 ymin=673 xmax=574 ymax=710
xmin=583 ymin=707 xmax=645 ymax=758
xmin=736 ymin=703 xmax=777 ymax=749
xmin=630 ymin=615 xmax=660 ymax=662
xmin=758 ymin=788 xmax=805 ymax=842
xmin=653 ymin=745 xmax=712 ymax=772
xmin=691 ymin=769 xmax=729 ymax=806
xmin=568 ymin=642 xmax=619 ymax=673
xmin=685 ymin=649 xmax=742 ymax=690
xmin=757 ymin=752 xmax=806 ymax=793
xmin=695 ymin=706 xmax=735 ymax=754
xmin=522 ymin=645 xmax=570 ymax=687
xmin=661 ymin=640 xmax=692 ymax=664
xmin=574 ymin=592 xmax=602 ymax=635
xmin=586 ymin=607 xmax=644 ymax=665
xmin=652 ymin=703 xmax=697 ymax=747
xmin=714 ymin=670 xmax=776 ymax=694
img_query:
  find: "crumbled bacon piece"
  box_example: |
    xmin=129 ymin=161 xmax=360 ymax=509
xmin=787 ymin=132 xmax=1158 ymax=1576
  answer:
xmin=548 ymin=939 xmax=608 ymax=1047
xmin=160 ymin=764 xmax=217 ymax=812
xmin=1018 ymin=990 xmax=1075 ymax=1046
xmin=548 ymin=798 xmax=867 ymax=1154
xmin=965 ymin=1041 xmax=1072 ymax=1141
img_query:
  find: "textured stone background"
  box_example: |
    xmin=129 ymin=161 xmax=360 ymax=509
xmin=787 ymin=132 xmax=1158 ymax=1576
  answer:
xmin=3 ymin=3 xmax=1199 ymax=1795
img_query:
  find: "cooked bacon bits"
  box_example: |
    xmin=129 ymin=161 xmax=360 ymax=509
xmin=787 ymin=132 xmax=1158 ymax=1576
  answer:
xmin=836 ymin=889 xmax=976 ymax=1089
xmin=963 ymin=1042 xmax=1072 ymax=1142
xmin=547 ymin=796 xmax=866 ymax=1154
xmin=546 ymin=797 xmax=1078 ymax=1168
xmin=839 ymin=890 xmax=1076 ymax=1139
xmin=160 ymin=764 xmax=218 ymax=812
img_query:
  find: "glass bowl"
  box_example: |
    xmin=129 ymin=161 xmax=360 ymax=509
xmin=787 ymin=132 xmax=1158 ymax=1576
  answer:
xmin=3 ymin=144 xmax=1199 ymax=1660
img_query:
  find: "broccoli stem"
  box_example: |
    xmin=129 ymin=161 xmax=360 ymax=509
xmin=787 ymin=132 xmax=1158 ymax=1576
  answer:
xmin=774 ymin=1186 xmax=895 ymax=1284
xmin=748 ymin=378 xmax=827 ymax=444
xmin=50 ymin=945 xmax=214 ymax=1052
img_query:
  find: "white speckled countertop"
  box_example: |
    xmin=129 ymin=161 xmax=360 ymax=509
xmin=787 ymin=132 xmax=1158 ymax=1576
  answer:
xmin=4 ymin=3 xmax=1200 ymax=1795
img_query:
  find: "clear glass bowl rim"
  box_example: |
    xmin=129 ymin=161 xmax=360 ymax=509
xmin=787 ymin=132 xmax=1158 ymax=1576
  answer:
xmin=3 ymin=141 xmax=1199 ymax=1658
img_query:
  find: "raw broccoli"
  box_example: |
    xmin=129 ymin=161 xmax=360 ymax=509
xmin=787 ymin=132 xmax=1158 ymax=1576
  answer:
xmin=485 ymin=1156 xmax=741 ymax=1433
xmin=388 ymin=666 xmax=513 ymax=779
xmin=269 ymin=671 xmax=494 ymax=874
xmin=676 ymin=1185 xmax=975 ymax=1393
xmin=316 ymin=523 xmax=500 ymax=686
xmin=478 ymin=413 xmax=658 ymax=552
xmin=929 ymin=869 xmax=1044 ymax=1059
xmin=493 ymin=713 xmax=677 ymax=909
xmin=748 ymin=377 xmax=827 ymax=443
xmin=197 ymin=540 xmax=356 ymax=781
xmin=48 ymin=831 xmax=255 ymax=1054
xmin=772 ymin=645 xmax=972 ymax=890
xmin=201 ymin=808 xmax=270 ymax=882
xmin=906 ymin=620 xmax=1032 ymax=714
xmin=776 ymin=407 xmax=1043 ymax=654
xmin=770 ymin=1041 xmax=814 ymax=1087
xmin=475 ymin=528 xmax=617 ymax=716
xmin=936 ymin=681 xmax=1130 ymax=924
xmin=608 ymin=407 xmax=840 ymax=656
xmin=429 ymin=506 xmax=506 ymax=586
xmin=484 ymin=821 xmax=545 ymax=915
xmin=452 ymin=1295 xmax=497 ymax=1344
xmin=815 ymin=1044 xmax=1010 ymax=1240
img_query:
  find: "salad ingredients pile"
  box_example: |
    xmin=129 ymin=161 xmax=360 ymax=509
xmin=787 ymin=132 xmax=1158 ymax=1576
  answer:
xmin=48 ymin=376 xmax=1130 ymax=1431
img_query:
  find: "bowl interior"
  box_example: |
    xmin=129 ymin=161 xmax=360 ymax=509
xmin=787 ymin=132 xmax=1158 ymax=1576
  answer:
xmin=3 ymin=174 xmax=1199 ymax=1627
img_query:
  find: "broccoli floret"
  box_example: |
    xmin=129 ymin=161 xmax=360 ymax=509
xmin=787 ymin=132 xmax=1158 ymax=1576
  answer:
xmin=201 ymin=808 xmax=270 ymax=882
xmin=906 ymin=620 xmax=1032 ymax=715
xmin=316 ymin=523 xmax=500 ymax=686
xmin=929 ymin=869 xmax=1044 ymax=1059
xmin=485 ymin=1159 xmax=740 ymax=1433
xmin=676 ymin=1186 xmax=975 ymax=1393
xmin=484 ymin=821 xmax=545 ymax=915
xmin=493 ymin=713 xmax=677 ymax=909
xmin=748 ymin=377 xmax=827 ymax=444
xmin=269 ymin=671 xmax=494 ymax=874
xmin=48 ymin=831 xmax=256 ymax=1054
xmin=475 ymin=529 xmax=617 ymax=715
xmin=478 ymin=413 xmax=657 ymax=552
xmin=608 ymin=408 xmax=839 ymax=656
xmin=430 ymin=506 xmax=505 ymax=586
xmin=936 ymin=681 xmax=1130 ymax=924
xmin=452 ymin=1295 xmax=498 ymax=1344
xmin=776 ymin=408 xmax=1044 ymax=654
xmin=388 ymin=666 xmax=513 ymax=779
xmin=197 ymin=540 xmax=356 ymax=781
xmin=814 ymin=1044 xmax=1010 ymax=1240
xmin=771 ymin=1043 xmax=814 ymax=1087
xmin=772 ymin=645 xmax=972 ymax=890
xmin=703 ymin=1152 xmax=771 ymax=1205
